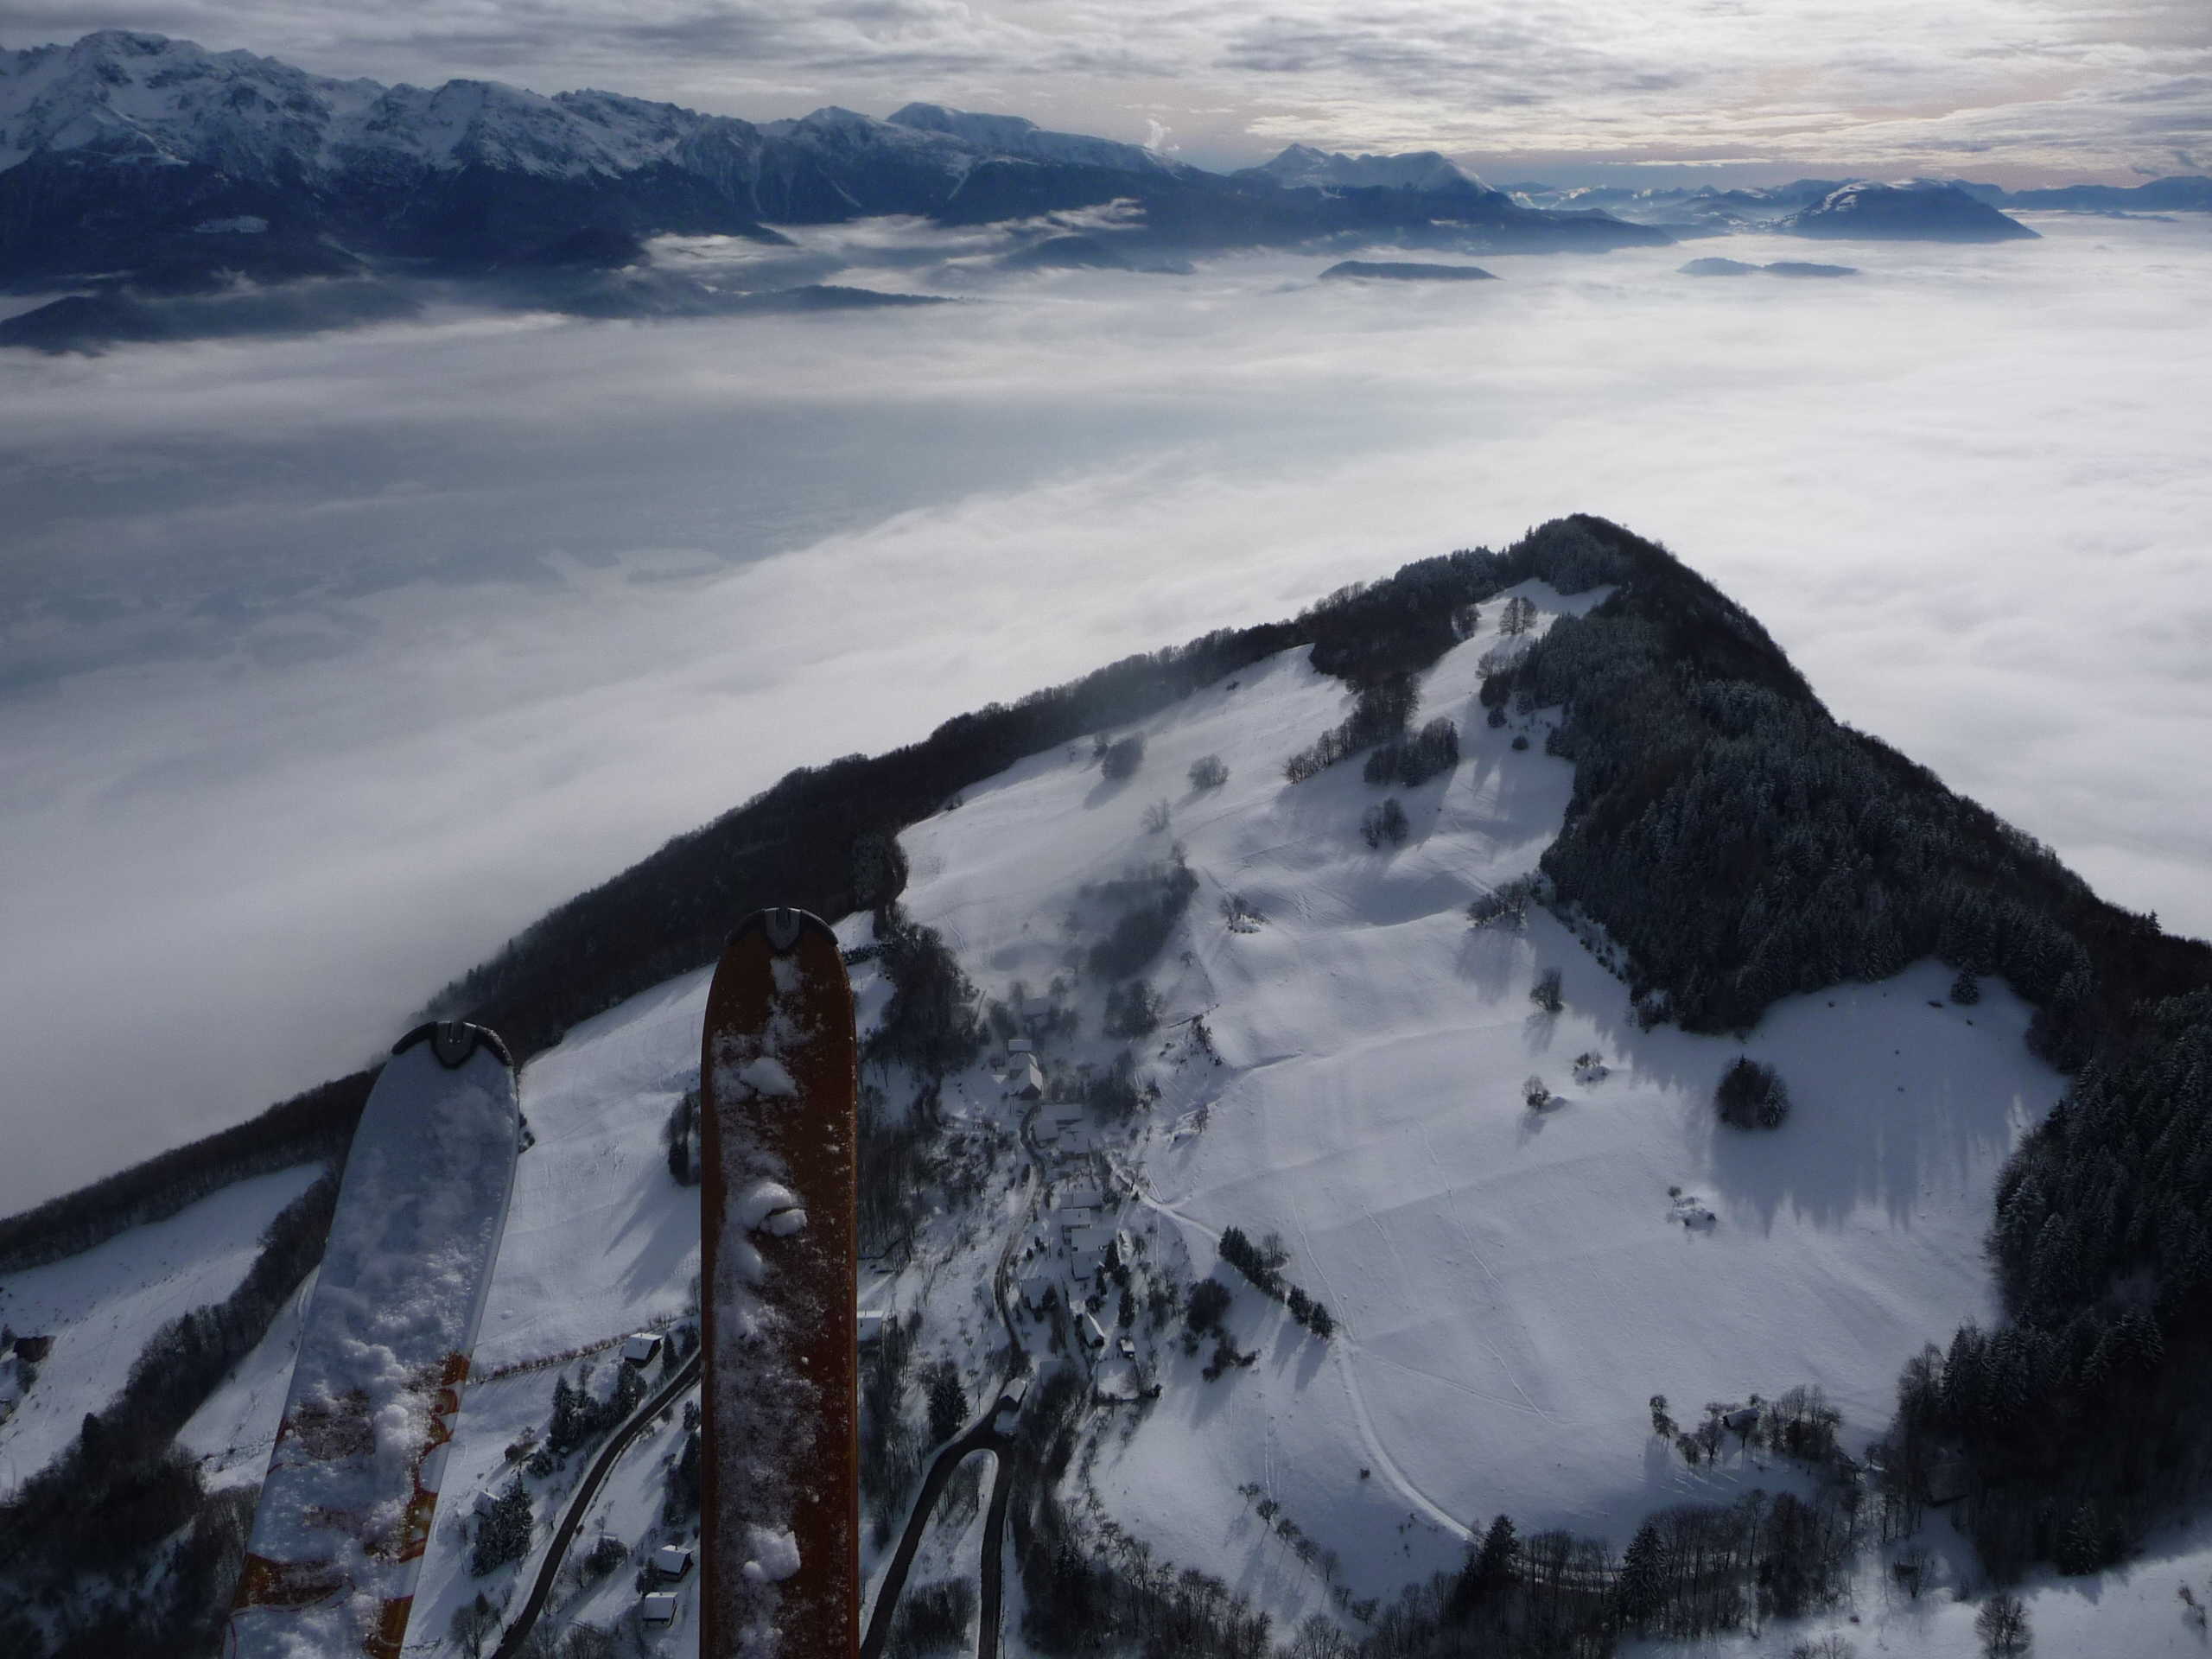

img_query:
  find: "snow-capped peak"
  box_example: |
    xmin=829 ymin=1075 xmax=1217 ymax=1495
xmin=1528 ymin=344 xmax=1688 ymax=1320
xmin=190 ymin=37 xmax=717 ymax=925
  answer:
xmin=1245 ymin=143 xmax=1489 ymax=194
xmin=0 ymin=30 xmax=722 ymax=182
xmin=887 ymin=101 xmax=1181 ymax=174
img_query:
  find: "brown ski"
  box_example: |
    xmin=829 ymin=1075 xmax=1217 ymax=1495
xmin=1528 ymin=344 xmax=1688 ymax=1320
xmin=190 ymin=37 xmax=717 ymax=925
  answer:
xmin=698 ymin=906 xmax=860 ymax=1659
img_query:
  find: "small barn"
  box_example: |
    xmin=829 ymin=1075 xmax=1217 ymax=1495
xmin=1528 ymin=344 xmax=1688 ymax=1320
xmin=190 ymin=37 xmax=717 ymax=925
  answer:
xmin=621 ymin=1332 xmax=664 ymax=1366
xmin=855 ymin=1310 xmax=887 ymax=1344
xmin=1012 ymin=1055 xmax=1046 ymax=1100
xmin=641 ymin=1591 xmax=679 ymax=1625
xmin=1079 ymin=1312 xmax=1108 ymax=1351
xmin=1007 ymin=1038 xmax=1035 ymax=1056
xmin=652 ymin=1545 xmax=694 ymax=1580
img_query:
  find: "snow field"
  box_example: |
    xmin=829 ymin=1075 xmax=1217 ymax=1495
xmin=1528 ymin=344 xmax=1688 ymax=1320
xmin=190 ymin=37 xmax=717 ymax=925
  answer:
xmin=0 ymin=1162 xmax=323 ymax=1491
xmin=475 ymin=966 xmax=710 ymax=1372
xmin=887 ymin=583 xmax=2062 ymax=1637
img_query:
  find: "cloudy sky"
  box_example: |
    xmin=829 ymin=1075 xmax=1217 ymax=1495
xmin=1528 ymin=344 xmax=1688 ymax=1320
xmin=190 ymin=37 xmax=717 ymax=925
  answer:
xmin=6 ymin=0 xmax=2209 ymax=183
xmin=3 ymin=212 xmax=2209 ymax=1217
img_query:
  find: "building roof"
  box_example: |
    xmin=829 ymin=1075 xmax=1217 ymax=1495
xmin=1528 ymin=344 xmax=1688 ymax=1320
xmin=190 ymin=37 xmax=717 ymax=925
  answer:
xmin=620 ymin=1332 xmax=663 ymax=1362
xmin=642 ymin=1591 xmax=679 ymax=1621
xmin=1065 ymin=1224 xmax=1116 ymax=1255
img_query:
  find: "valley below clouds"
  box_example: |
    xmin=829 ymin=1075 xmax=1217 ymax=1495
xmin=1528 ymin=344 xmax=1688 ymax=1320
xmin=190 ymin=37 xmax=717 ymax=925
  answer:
xmin=2 ymin=211 xmax=2208 ymax=1215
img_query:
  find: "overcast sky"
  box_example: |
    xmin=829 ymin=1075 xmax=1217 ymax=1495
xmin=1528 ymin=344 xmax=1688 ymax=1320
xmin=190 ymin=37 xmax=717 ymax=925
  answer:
xmin=5 ymin=0 xmax=2208 ymax=183
xmin=2 ymin=213 xmax=2209 ymax=1217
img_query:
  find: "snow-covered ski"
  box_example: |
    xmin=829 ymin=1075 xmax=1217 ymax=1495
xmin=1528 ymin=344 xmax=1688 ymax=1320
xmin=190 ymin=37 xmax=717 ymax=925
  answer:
xmin=225 ymin=1020 xmax=520 ymax=1659
xmin=699 ymin=906 xmax=860 ymax=1659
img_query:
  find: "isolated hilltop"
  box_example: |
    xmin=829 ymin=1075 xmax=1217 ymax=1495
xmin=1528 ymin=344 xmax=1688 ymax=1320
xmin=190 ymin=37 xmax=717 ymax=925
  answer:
xmin=3 ymin=516 xmax=2207 ymax=1655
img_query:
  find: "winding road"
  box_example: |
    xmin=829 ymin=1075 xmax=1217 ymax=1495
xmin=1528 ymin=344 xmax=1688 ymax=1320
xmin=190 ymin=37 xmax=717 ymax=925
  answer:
xmin=861 ymin=1099 xmax=1053 ymax=1659
xmin=489 ymin=1346 xmax=702 ymax=1659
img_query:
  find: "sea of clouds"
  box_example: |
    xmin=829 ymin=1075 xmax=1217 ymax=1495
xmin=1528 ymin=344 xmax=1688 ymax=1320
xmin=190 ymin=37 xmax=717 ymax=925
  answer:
xmin=1 ymin=211 xmax=2207 ymax=1215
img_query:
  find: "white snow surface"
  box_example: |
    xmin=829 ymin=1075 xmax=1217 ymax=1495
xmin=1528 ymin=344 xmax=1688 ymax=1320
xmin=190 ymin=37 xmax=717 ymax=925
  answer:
xmin=0 ymin=1163 xmax=322 ymax=1492
xmin=887 ymin=583 xmax=2059 ymax=1629
xmin=742 ymin=1524 xmax=801 ymax=1581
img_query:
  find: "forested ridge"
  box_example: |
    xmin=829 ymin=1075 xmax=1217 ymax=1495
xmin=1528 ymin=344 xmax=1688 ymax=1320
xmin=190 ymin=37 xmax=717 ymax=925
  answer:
xmin=5 ymin=515 xmax=2209 ymax=1653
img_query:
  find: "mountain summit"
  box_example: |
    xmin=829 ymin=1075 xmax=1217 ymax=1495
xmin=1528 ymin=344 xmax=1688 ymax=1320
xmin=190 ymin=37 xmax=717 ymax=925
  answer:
xmin=1239 ymin=143 xmax=1490 ymax=194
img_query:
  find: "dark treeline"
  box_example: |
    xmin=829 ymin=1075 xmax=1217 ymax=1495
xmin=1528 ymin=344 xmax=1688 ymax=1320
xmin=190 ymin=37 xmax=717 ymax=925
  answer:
xmin=1488 ymin=516 xmax=2212 ymax=1580
xmin=1010 ymin=1368 xmax=1274 ymax=1657
xmin=1351 ymin=1480 xmax=1856 ymax=1658
xmin=1500 ymin=516 xmax=2209 ymax=1049
xmin=0 ymin=1173 xmax=336 ymax=1654
xmin=1885 ymin=989 xmax=2212 ymax=1579
xmin=0 ymin=1071 xmax=365 ymax=1273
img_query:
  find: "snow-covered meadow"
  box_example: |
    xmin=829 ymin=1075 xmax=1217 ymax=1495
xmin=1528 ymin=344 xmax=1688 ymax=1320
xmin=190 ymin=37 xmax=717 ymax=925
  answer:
xmin=887 ymin=584 xmax=2060 ymax=1630
xmin=0 ymin=1164 xmax=323 ymax=1491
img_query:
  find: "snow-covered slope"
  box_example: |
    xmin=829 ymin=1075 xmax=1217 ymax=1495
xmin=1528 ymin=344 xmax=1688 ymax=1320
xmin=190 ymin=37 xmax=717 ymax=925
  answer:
xmin=0 ymin=30 xmax=731 ymax=181
xmin=883 ymin=582 xmax=2058 ymax=1629
xmin=1784 ymin=179 xmax=2039 ymax=241
xmin=2 ymin=577 xmax=2082 ymax=1653
xmin=1243 ymin=143 xmax=1491 ymax=194
xmin=0 ymin=1163 xmax=323 ymax=1491
xmin=887 ymin=102 xmax=1183 ymax=176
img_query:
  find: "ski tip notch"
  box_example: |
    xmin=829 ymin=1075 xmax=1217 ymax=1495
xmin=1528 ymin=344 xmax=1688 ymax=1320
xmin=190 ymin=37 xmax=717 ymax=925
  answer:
xmin=391 ymin=1020 xmax=514 ymax=1069
xmin=731 ymin=904 xmax=831 ymax=955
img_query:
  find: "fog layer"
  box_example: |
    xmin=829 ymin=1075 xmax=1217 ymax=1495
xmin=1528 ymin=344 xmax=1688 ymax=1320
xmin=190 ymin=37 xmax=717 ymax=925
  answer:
xmin=1 ymin=213 xmax=2207 ymax=1215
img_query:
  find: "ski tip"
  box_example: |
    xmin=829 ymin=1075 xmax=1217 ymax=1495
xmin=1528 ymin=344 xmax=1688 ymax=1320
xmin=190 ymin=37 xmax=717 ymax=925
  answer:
xmin=729 ymin=906 xmax=835 ymax=955
xmin=391 ymin=1020 xmax=515 ymax=1070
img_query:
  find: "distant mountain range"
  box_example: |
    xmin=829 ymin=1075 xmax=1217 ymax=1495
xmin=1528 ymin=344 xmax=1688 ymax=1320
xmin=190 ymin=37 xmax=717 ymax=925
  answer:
xmin=4 ymin=28 xmax=2191 ymax=346
xmin=0 ymin=29 xmax=1662 ymax=296
xmin=1516 ymin=173 xmax=2209 ymax=238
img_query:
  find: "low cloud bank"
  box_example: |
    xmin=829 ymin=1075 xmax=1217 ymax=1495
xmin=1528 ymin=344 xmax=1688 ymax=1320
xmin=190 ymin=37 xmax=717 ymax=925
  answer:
xmin=1 ymin=213 xmax=2206 ymax=1214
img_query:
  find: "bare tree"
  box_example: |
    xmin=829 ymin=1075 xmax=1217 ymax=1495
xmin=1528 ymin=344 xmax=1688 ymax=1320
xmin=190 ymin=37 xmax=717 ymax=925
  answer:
xmin=1976 ymin=1592 xmax=2031 ymax=1656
